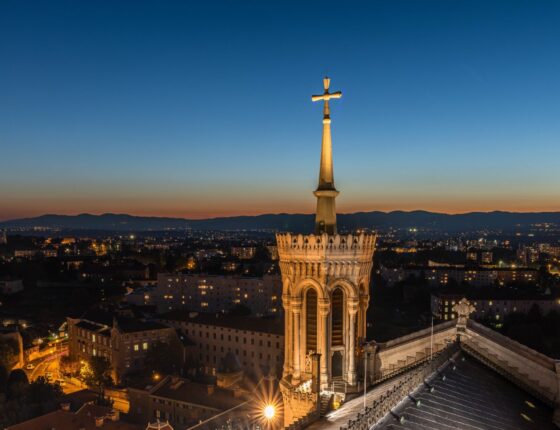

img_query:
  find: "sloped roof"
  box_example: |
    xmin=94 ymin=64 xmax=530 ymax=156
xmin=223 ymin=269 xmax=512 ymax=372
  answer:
xmin=158 ymin=311 xmax=283 ymax=335
xmin=6 ymin=403 xmax=141 ymax=430
xmin=374 ymin=354 xmax=556 ymax=429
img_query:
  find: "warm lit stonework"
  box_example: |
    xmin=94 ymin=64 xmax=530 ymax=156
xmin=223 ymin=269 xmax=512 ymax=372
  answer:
xmin=277 ymin=78 xmax=376 ymax=427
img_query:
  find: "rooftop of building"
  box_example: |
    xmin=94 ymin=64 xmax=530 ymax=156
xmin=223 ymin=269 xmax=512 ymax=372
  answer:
xmin=157 ymin=311 xmax=283 ymax=335
xmin=374 ymin=354 xmax=556 ymax=430
xmin=74 ymin=308 xmax=170 ymax=333
xmin=432 ymin=288 xmax=557 ymax=301
xmin=6 ymin=403 xmax=141 ymax=430
xmin=402 ymin=265 xmax=539 ymax=272
xmin=157 ymin=273 xmax=279 ymax=280
xmin=148 ymin=376 xmax=246 ymax=411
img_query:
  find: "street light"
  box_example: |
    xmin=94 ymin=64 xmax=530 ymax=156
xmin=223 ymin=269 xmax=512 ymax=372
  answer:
xmin=263 ymin=405 xmax=275 ymax=420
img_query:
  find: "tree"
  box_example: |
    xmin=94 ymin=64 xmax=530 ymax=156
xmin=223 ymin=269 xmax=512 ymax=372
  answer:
xmin=82 ymin=356 xmax=112 ymax=393
xmin=0 ymin=338 xmax=19 ymax=370
xmin=59 ymin=355 xmax=80 ymax=376
xmin=6 ymin=369 xmax=29 ymax=399
xmin=0 ymin=364 xmax=8 ymax=394
xmin=27 ymin=376 xmax=63 ymax=415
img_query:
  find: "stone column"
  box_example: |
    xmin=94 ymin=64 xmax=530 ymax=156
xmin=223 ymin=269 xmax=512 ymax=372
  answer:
xmin=359 ymin=294 xmax=369 ymax=342
xmin=365 ymin=342 xmax=377 ymax=384
xmin=319 ymin=298 xmax=330 ymax=388
xmin=292 ymin=298 xmax=303 ymax=384
xmin=282 ymin=293 xmax=292 ymax=378
xmin=347 ymin=300 xmax=359 ymax=385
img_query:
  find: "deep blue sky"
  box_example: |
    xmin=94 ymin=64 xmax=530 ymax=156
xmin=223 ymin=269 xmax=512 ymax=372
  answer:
xmin=1 ymin=0 xmax=559 ymax=220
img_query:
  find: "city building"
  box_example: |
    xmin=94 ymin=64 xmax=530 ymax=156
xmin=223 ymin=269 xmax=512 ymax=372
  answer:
xmin=128 ymin=375 xmax=248 ymax=428
xmin=6 ymin=403 xmax=140 ymax=430
xmin=0 ymin=279 xmax=24 ymax=295
xmin=481 ymin=251 xmax=493 ymax=264
xmin=230 ymin=246 xmax=257 ymax=260
xmin=14 ymin=249 xmax=57 ymax=258
xmin=431 ymin=290 xmax=560 ymax=322
xmin=380 ymin=265 xmax=539 ymax=287
xmin=156 ymin=311 xmax=283 ymax=379
xmin=67 ymin=309 xmax=180 ymax=383
xmin=266 ymin=245 xmax=279 ymax=260
xmin=127 ymin=274 xmax=282 ymax=316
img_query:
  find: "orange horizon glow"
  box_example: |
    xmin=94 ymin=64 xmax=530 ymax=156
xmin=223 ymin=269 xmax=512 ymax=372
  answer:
xmin=2 ymin=199 xmax=560 ymax=222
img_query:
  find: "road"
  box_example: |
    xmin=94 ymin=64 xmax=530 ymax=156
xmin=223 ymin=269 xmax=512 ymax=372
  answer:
xmin=23 ymin=346 xmax=129 ymax=412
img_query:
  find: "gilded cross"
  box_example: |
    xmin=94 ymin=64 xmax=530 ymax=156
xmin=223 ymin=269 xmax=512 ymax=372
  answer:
xmin=311 ymin=77 xmax=342 ymax=119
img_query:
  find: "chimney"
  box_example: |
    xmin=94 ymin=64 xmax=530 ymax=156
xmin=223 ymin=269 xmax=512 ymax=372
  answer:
xmin=95 ymin=416 xmax=104 ymax=427
xmin=60 ymin=402 xmax=71 ymax=411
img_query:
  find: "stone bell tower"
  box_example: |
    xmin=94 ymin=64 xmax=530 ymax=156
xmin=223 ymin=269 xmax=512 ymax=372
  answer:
xmin=277 ymin=78 xmax=376 ymax=412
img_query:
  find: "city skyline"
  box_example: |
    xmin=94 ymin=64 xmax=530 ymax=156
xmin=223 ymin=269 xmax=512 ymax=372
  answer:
xmin=2 ymin=0 xmax=560 ymax=221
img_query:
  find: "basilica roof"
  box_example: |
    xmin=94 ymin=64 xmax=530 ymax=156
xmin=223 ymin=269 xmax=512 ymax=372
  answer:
xmin=373 ymin=354 xmax=555 ymax=430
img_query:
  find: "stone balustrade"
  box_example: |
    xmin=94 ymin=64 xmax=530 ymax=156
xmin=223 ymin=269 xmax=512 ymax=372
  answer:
xmin=374 ymin=321 xmax=457 ymax=380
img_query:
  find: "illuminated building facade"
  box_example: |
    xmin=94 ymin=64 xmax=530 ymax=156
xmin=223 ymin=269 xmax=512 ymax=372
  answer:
xmin=143 ymin=274 xmax=282 ymax=315
xmin=156 ymin=311 xmax=283 ymax=378
xmin=67 ymin=310 xmax=179 ymax=383
xmin=277 ymin=78 xmax=375 ymax=426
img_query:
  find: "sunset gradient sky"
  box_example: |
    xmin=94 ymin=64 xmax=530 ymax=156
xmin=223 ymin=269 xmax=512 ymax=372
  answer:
xmin=1 ymin=0 xmax=559 ymax=221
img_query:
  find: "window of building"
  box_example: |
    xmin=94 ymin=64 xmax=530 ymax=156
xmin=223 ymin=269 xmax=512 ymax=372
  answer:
xmin=134 ymin=344 xmax=139 ymax=351
xmin=143 ymin=342 xmax=148 ymax=350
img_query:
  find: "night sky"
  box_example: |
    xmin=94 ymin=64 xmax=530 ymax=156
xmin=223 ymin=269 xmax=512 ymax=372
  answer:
xmin=1 ymin=0 xmax=559 ymax=220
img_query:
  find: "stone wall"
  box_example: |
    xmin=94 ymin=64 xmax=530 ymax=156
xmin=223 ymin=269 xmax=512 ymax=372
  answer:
xmin=280 ymin=378 xmax=319 ymax=428
xmin=374 ymin=321 xmax=457 ymax=380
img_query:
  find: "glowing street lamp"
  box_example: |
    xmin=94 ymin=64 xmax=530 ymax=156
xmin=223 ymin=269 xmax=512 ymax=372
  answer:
xmin=263 ymin=405 xmax=275 ymax=420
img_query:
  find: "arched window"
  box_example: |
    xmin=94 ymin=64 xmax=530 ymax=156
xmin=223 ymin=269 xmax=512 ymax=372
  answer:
xmin=332 ymin=288 xmax=344 ymax=346
xmin=306 ymin=289 xmax=318 ymax=352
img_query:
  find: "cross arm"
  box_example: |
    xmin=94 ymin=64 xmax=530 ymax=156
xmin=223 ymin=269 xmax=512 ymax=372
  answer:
xmin=311 ymin=91 xmax=343 ymax=102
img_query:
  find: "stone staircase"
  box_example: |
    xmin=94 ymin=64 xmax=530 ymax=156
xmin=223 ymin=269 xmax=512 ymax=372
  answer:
xmin=319 ymin=393 xmax=333 ymax=416
xmin=285 ymin=409 xmax=320 ymax=430
xmin=331 ymin=377 xmax=346 ymax=393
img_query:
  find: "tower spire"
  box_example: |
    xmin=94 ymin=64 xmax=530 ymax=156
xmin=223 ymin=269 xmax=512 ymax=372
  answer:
xmin=311 ymin=77 xmax=342 ymax=235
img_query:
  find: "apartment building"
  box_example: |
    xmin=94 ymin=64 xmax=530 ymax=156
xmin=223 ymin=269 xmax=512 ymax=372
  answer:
xmin=156 ymin=311 xmax=283 ymax=379
xmin=67 ymin=309 xmax=179 ymax=382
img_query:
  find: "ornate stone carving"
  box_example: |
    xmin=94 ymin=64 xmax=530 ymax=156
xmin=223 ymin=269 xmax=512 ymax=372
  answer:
xmin=452 ymin=298 xmax=476 ymax=331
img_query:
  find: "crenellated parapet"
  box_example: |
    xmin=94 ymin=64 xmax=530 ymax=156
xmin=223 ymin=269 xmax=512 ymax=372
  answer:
xmin=276 ymin=232 xmax=376 ymax=256
xmin=276 ymin=232 xmax=375 ymax=295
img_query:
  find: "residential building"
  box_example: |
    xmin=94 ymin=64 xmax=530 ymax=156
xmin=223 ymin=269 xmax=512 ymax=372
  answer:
xmin=128 ymin=274 xmax=282 ymax=316
xmin=380 ymin=265 xmax=539 ymax=287
xmin=6 ymin=403 xmax=140 ymax=430
xmin=128 ymin=375 xmax=247 ymax=428
xmin=156 ymin=311 xmax=283 ymax=379
xmin=67 ymin=309 xmax=179 ymax=383
xmin=230 ymin=247 xmax=256 ymax=260
xmin=0 ymin=279 xmax=24 ymax=295
xmin=481 ymin=251 xmax=493 ymax=264
xmin=431 ymin=290 xmax=560 ymax=321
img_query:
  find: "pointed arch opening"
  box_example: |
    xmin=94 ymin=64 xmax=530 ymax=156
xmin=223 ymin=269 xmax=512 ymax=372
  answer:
xmin=305 ymin=289 xmax=318 ymax=353
xmin=331 ymin=288 xmax=344 ymax=346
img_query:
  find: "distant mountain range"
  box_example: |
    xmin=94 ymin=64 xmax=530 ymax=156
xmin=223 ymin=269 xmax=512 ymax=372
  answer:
xmin=1 ymin=211 xmax=560 ymax=233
